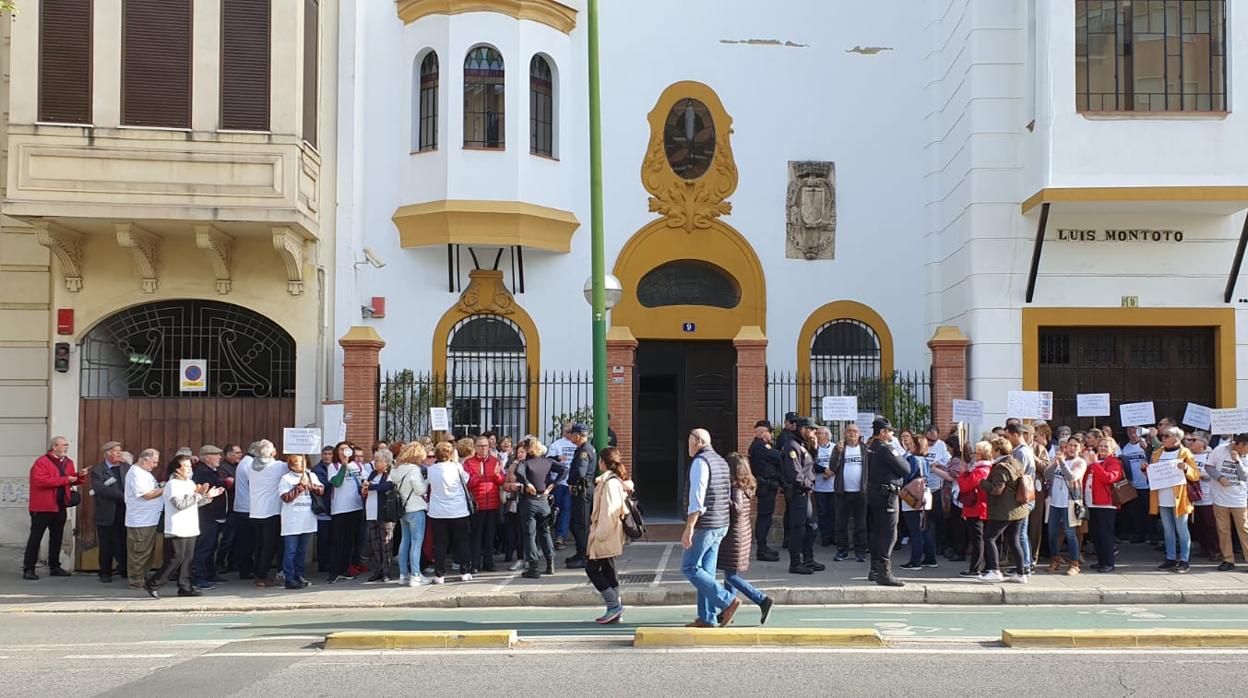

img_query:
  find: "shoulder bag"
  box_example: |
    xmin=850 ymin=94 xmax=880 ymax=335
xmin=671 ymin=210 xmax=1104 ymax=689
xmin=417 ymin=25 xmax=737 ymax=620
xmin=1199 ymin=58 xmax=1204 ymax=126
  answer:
xmin=458 ymin=472 xmax=479 ymax=516
xmin=1110 ymin=478 xmax=1138 ymax=507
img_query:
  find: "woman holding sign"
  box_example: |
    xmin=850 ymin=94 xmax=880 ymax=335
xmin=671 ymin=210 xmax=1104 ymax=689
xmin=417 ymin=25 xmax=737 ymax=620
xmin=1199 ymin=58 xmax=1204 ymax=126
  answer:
xmin=1143 ymin=427 xmax=1201 ymax=573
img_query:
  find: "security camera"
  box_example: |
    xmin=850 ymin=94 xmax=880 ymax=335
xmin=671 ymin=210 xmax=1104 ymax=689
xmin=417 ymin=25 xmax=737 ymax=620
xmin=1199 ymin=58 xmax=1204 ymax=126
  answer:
xmin=362 ymin=247 xmax=386 ymax=269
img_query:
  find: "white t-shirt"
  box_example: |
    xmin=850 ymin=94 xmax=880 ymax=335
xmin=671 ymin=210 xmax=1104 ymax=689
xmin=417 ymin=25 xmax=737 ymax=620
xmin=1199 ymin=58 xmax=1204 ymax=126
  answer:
xmin=549 ymin=438 xmax=576 ymax=484
xmin=233 ymin=456 xmax=252 ymax=513
xmin=427 ymin=461 xmax=471 ymax=519
xmin=364 ymin=464 xmax=385 ymax=522
xmin=1208 ymin=444 xmax=1248 ymax=509
xmin=1121 ymin=442 xmax=1149 ymax=490
xmin=840 ymin=445 xmax=863 ymax=493
xmin=328 ymin=462 xmax=365 ymax=514
xmin=249 ymin=460 xmax=290 ymax=519
xmin=928 ymin=438 xmax=951 ymax=466
xmin=279 ymin=471 xmax=322 ymax=536
xmin=163 ymin=478 xmax=202 ymax=538
xmin=1156 ymin=448 xmax=1182 ymax=508
xmin=1193 ymin=452 xmax=1213 ymax=505
xmin=814 ymin=443 xmax=835 ymax=493
xmin=1048 ymin=458 xmax=1082 ymax=509
xmin=124 ymin=467 xmax=163 ymax=527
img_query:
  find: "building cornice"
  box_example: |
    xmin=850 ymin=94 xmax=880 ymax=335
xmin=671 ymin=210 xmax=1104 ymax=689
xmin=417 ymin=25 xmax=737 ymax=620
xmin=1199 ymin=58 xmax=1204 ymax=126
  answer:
xmin=395 ymin=0 xmax=577 ymax=33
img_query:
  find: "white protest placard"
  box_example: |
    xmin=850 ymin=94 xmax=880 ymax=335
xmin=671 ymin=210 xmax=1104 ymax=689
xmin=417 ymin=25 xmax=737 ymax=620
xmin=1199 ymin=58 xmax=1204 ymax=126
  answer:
xmin=1183 ymin=402 xmax=1212 ymax=431
xmin=1076 ymin=393 xmax=1111 ymax=417
xmin=1006 ymin=391 xmax=1053 ymax=420
xmin=821 ymin=396 xmax=858 ymax=422
xmin=1209 ymin=407 xmax=1248 ymax=435
xmin=856 ymin=412 xmax=875 ymax=436
xmin=430 ymin=407 xmax=451 ymax=432
xmin=320 ymin=403 xmax=346 ymax=447
xmin=179 ymin=359 xmax=207 ymax=392
xmin=282 ymin=427 xmax=323 ymax=455
xmin=1119 ymin=401 xmax=1156 ymax=427
xmin=1147 ymin=459 xmax=1189 ymax=490
xmin=952 ymin=399 xmax=984 ymax=424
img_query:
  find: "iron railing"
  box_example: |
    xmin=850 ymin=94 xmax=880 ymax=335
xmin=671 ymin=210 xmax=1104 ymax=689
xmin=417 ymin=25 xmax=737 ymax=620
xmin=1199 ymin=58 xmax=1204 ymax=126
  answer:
xmin=765 ymin=369 xmax=933 ymax=439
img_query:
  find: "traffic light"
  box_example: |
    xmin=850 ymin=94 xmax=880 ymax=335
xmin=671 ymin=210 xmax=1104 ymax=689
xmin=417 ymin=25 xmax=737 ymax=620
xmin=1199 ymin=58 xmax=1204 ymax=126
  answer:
xmin=54 ymin=343 xmax=70 ymax=373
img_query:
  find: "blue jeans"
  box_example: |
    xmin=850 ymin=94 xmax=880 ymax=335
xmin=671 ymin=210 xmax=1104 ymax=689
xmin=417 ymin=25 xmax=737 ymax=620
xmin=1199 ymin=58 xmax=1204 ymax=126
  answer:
xmin=398 ymin=511 xmax=427 ymax=578
xmin=1047 ymin=505 xmax=1079 ymax=561
xmin=554 ymin=484 xmax=572 ymax=539
xmin=1159 ymin=506 xmax=1191 ymax=562
xmin=1018 ymin=511 xmax=1033 ymax=568
xmin=282 ymin=533 xmax=311 ymax=583
xmin=681 ymin=526 xmax=734 ymax=624
xmin=903 ymin=510 xmax=936 ymax=565
xmin=724 ymin=571 xmax=766 ymax=606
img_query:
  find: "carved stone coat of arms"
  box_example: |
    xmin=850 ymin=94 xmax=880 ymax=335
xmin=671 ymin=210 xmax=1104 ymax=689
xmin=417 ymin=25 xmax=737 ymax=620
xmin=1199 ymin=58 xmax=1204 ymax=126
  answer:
xmin=786 ymin=161 xmax=836 ymax=260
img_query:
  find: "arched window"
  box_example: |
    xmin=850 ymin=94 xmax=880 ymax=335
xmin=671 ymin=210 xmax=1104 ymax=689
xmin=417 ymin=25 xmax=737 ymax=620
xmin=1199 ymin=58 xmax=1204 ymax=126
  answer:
xmin=637 ymin=260 xmax=740 ymax=309
xmin=464 ymin=46 xmax=505 ymax=149
xmin=810 ymin=319 xmax=882 ymax=390
xmin=447 ymin=315 xmax=526 ymax=436
xmin=413 ymin=51 xmax=438 ymax=151
xmin=80 ymin=300 xmax=295 ymax=398
xmin=529 ymin=55 xmax=554 ymax=156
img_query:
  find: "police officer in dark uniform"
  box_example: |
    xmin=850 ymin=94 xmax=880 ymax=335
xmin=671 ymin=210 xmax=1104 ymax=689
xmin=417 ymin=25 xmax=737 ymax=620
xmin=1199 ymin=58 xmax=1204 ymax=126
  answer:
xmin=867 ymin=417 xmax=910 ymax=587
xmin=780 ymin=417 xmax=824 ymax=574
xmin=564 ymin=423 xmax=596 ymax=569
xmin=774 ymin=412 xmax=799 ymax=550
xmin=748 ymin=420 xmax=783 ymax=561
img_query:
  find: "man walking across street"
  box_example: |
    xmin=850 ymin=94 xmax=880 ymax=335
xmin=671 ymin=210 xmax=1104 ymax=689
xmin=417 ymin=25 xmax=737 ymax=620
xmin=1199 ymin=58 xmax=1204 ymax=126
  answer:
xmin=564 ymin=424 xmax=596 ymax=568
xmin=748 ymin=420 xmax=783 ymax=561
xmin=680 ymin=428 xmax=741 ymax=628
xmin=91 ymin=440 xmax=128 ymax=583
xmin=23 ymin=436 xmax=78 ymax=580
xmin=125 ymin=449 xmax=164 ymax=589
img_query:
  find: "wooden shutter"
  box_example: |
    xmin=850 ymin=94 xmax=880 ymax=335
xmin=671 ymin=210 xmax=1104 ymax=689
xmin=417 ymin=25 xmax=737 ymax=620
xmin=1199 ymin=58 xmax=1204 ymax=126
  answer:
xmin=302 ymin=0 xmax=318 ymax=147
xmin=39 ymin=0 xmax=93 ymax=124
xmin=122 ymin=0 xmax=192 ymax=128
xmin=220 ymin=0 xmax=271 ymax=131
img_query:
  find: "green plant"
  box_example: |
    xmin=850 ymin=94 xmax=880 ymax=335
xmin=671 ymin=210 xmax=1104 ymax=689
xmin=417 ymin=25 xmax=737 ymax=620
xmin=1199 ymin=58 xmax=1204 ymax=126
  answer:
xmin=380 ymin=371 xmax=453 ymax=440
xmin=847 ymin=372 xmax=931 ymax=432
xmin=548 ymin=406 xmax=593 ymax=442
xmin=1 ymin=2 xmax=18 ymax=14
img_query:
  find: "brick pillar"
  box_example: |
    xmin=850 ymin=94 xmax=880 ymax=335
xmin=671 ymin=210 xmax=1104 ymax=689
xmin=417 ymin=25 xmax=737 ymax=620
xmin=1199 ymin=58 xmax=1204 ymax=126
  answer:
xmin=606 ymin=326 xmax=638 ymax=468
xmin=928 ymin=325 xmax=970 ymax=434
xmin=733 ymin=326 xmax=767 ymax=455
xmin=339 ymin=326 xmax=385 ymax=460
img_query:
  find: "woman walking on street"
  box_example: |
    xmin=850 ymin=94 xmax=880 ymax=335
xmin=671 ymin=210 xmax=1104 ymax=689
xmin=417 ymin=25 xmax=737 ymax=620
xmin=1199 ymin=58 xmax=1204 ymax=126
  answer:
xmin=717 ymin=452 xmax=775 ymax=625
xmin=586 ymin=447 xmax=632 ymax=624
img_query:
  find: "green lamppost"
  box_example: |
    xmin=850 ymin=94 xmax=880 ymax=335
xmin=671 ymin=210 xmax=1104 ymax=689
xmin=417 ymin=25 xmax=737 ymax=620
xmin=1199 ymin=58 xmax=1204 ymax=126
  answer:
xmin=586 ymin=0 xmax=608 ymax=449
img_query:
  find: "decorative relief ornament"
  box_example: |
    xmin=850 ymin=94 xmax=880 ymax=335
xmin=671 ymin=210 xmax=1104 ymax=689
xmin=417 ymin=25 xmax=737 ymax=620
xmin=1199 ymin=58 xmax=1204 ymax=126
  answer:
xmin=786 ymin=161 xmax=837 ymax=260
xmin=457 ymin=269 xmax=516 ymax=316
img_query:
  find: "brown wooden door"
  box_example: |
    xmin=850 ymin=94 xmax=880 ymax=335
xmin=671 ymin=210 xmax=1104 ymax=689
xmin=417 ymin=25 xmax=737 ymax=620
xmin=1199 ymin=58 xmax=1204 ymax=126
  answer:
xmin=75 ymin=397 xmax=294 ymax=570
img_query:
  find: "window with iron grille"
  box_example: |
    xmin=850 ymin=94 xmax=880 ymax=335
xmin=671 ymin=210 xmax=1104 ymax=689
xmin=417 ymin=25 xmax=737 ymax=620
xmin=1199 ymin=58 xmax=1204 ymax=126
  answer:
xmin=810 ymin=319 xmax=882 ymax=392
xmin=447 ymin=315 xmax=527 ymax=437
xmin=1075 ymin=0 xmax=1227 ymax=112
xmin=414 ymin=51 xmax=439 ymax=151
xmin=464 ymin=46 xmax=505 ymax=149
xmin=530 ymin=55 xmax=554 ymax=156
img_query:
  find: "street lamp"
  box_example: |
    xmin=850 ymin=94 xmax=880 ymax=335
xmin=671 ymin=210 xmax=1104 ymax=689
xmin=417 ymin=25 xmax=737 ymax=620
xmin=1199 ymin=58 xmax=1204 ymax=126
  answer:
xmin=587 ymin=0 xmax=608 ymax=449
xmin=583 ymin=273 xmax=622 ymax=311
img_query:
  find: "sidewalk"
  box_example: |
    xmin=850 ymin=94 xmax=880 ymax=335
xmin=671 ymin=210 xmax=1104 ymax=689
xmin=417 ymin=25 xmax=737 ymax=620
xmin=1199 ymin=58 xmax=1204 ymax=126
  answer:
xmin=4 ymin=542 xmax=1248 ymax=613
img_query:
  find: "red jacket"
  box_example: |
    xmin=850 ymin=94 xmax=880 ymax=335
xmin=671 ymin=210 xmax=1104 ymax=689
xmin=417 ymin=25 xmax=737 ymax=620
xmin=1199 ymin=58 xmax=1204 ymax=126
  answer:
xmin=464 ymin=456 xmax=505 ymax=510
xmin=29 ymin=452 xmax=77 ymax=513
xmin=1086 ymin=455 xmax=1124 ymax=508
xmin=957 ymin=461 xmax=992 ymax=520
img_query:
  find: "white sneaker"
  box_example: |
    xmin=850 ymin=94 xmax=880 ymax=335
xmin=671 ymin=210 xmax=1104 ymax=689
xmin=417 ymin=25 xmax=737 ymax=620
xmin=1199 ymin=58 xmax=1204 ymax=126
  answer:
xmin=432 ymin=576 xmax=445 ymax=585
xmin=460 ymin=573 xmax=473 ymax=582
xmin=509 ymin=559 xmax=526 ymax=571
xmin=1006 ymin=573 xmax=1030 ymax=584
xmin=978 ymin=570 xmax=1004 ymax=583
xmin=398 ymin=574 xmax=409 ymax=585
xmin=407 ymin=577 xmax=421 ymax=588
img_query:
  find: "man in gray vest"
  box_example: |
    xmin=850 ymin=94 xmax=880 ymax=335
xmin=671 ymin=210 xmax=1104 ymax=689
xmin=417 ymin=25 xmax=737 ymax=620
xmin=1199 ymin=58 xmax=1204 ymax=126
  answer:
xmin=679 ymin=428 xmax=742 ymax=628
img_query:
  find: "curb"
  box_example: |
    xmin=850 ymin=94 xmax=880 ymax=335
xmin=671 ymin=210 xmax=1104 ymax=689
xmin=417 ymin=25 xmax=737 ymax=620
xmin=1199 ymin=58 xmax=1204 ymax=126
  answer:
xmin=324 ymin=630 xmax=517 ymax=650
xmin=1002 ymin=629 xmax=1248 ymax=649
xmin=633 ymin=627 xmax=885 ymax=648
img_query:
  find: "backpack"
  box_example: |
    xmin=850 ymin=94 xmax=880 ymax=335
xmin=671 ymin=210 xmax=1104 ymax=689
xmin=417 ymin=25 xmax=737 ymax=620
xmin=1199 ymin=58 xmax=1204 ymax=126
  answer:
xmin=1016 ymin=472 xmax=1036 ymax=505
xmin=622 ymin=492 xmax=646 ymax=540
xmin=380 ymin=485 xmax=404 ymax=523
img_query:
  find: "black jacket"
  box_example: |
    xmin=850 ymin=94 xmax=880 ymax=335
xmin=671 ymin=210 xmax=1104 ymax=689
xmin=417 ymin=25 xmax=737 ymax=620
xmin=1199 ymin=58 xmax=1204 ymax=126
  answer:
xmin=568 ymin=442 xmax=597 ymax=488
xmin=193 ymin=462 xmax=229 ymax=521
xmin=780 ymin=438 xmax=816 ymax=491
xmin=748 ymin=437 xmax=783 ymax=486
xmin=867 ymin=438 xmax=911 ymax=488
xmin=90 ymin=461 xmax=128 ymax=526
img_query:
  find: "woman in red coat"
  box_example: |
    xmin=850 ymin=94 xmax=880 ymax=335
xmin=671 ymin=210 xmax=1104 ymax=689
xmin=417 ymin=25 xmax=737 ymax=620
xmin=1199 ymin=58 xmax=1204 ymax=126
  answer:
xmin=955 ymin=441 xmax=993 ymax=578
xmin=1085 ymin=437 xmax=1124 ymax=572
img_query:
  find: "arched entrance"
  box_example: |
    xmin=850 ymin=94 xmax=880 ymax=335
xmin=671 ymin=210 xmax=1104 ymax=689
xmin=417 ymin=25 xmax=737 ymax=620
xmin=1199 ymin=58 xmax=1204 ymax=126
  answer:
xmin=75 ymin=299 xmax=296 ymax=570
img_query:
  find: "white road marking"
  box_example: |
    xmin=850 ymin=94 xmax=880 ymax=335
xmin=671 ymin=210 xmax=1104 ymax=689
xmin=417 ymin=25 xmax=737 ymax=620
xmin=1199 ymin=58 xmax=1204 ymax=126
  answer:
xmin=64 ymin=654 xmax=176 ymax=659
xmin=651 ymin=544 xmax=674 ymax=587
xmin=173 ymin=622 xmax=253 ymax=627
xmin=204 ymin=647 xmax=1248 ymax=658
xmin=492 ymin=574 xmax=517 ymax=593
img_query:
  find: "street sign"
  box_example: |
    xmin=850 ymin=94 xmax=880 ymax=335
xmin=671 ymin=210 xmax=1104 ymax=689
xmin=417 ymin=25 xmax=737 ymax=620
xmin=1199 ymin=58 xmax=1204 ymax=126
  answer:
xmin=179 ymin=359 xmax=207 ymax=392
xmin=682 ymin=322 xmax=696 ymax=333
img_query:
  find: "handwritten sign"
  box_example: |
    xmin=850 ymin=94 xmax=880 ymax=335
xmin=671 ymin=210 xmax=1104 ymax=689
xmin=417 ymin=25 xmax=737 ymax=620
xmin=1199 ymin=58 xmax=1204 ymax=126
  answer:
xmin=1147 ymin=460 xmax=1189 ymax=490
xmin=282 ymin=428 xmax=323 ymax=455
xmin=1183 ymin=403 xmax=1212 ymax=431
xmin=856 ymin=412 xmax=875 ymax=436
xmin=1119 ymin=401 xmax=1156 ymax=428
xmin=821 ymin=396 xmax=858 ymax=422
xmin=430 ymin=407 xmax=450 ymax=433
xmin=1210 ymin=408 xmax=1248 ymax=435
xmin=1077 ymin=393 xmax=1111 ymax=417
xmin=952 ymin=399 xmax=984 ymax=424
xmin=1006 ymin=391 xmax=1053 ymax=420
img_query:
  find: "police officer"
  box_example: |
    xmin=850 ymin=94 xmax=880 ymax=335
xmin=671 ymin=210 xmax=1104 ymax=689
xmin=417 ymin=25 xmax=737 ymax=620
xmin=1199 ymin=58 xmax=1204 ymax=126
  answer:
xmin=748 ymin=420 xmax=783 ymax=561
xmin=867 ymin=417 xmax=911 ymax=587
xmin=780 ymin=417 xmax=823 ymax=574
xmin=774 ymin=411 xmax=799 ymax=550
xmin=564 ymin=423 xmax=596 ymax=569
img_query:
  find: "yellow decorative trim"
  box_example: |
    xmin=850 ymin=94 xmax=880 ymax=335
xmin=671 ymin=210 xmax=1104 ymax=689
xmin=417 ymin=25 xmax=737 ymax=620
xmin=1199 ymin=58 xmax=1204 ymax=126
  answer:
xmin=395 ymin=0 xmax=577 ymax=33
xmin=611 ymin=219 xmax=765 ymax=340
xmin=796 ymin=301 xmax=895 ymax=412
xmin=339 ymin=325 xmax=386 ymax=347
xmin=432 ymin=270 xmax=541 ymax=433
xmin=606 ymin=326 xmax=637 ymax=344
xmin=1022 ymin=307 xmax=1236 ymax=407
xmin=642 ymin=81 xmax=739 ymax=234
xmin=927 ymin=325 xmax=969 ymax=346
xmin=1021 ymin=186 xmax=1248 ymax=214
xmin=393 ymin=200 xmax=581 ymax=253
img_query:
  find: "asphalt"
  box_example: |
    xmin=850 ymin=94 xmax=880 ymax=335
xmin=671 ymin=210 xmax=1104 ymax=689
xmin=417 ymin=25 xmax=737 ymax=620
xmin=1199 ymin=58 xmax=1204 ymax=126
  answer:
xmin=6 ymin=540 xmax=1248 ymax=612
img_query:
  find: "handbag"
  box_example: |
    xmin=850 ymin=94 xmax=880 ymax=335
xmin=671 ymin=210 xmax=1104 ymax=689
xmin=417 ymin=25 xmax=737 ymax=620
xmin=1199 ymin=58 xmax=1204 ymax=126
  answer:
xmin=1110 ymin=479 xmax=1138 ymax=507
xmin=459 ymin=474 xmax=479 ymax=516
xmin=900 ymin=477 xmax=927 ymax=509
xmin=309 ymin=489 xmax=327 ymax=515
xmin=1015 ymin=473 xmax=1036 ymax=505
xmin=1067 ymin=500 xmax=1088 ymax=527
xmin=1187 ymin=481 xmax=1204 ymax=504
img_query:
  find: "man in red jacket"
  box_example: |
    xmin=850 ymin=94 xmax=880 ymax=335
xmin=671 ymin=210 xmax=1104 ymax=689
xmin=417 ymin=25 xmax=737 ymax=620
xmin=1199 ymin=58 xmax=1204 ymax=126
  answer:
xmin=464 ymin=436 xmax=505 ymax=572
xmin=24 ymin=436 xmax=78 ymax=580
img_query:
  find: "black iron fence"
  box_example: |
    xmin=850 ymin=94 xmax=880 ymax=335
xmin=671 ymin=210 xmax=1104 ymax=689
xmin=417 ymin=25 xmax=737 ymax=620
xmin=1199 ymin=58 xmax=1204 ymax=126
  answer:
xmin=765 ymin=369 xmax=933 ymax=439
xmin=379 ymin=370 xmax=593 ymax=443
